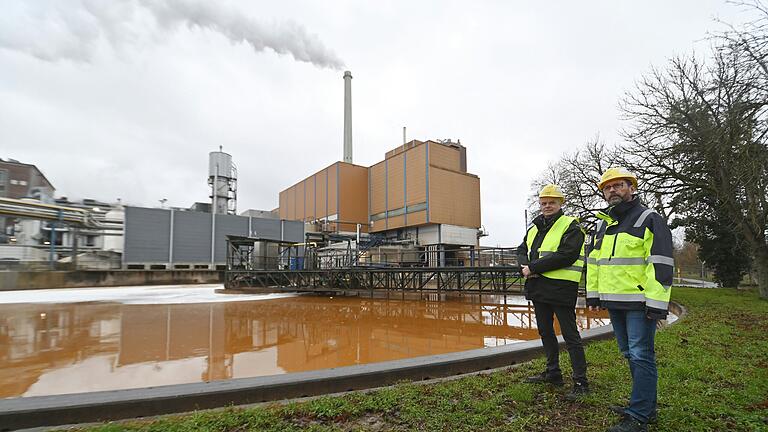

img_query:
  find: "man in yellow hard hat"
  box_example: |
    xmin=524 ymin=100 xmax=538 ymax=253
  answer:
xmin=518 ymin=184 xmax=588 ymax=400
xmin=586 ymin=168 xmax=673 ymax=432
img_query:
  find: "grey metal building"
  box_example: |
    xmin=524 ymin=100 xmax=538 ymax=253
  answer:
xmin=123 ymin=207 xmax=303 ymax=269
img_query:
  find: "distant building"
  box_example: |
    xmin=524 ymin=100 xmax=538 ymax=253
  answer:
xmin=0 ymin=158 xmax=56 ymax=245
xmin=0 ymin=158 xmax=55 ymax=201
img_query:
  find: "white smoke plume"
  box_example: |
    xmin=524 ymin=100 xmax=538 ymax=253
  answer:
xmin=0 ymin=0 xmax=345 ymax=69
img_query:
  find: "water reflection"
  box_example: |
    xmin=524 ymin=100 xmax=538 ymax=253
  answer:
xmin=0 ymin=295 xmax=609 ymax=398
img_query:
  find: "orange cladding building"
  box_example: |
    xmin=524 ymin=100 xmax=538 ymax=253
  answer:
xmin=278 ymin=139 xmax=480 ymax=247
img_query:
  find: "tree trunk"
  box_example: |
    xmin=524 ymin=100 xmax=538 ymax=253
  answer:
xmin=754 ymin=245 xmax=768 ymax=300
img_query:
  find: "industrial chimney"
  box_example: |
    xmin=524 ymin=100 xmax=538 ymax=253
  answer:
xmin=343 ymin=70 xmax=353 ymax=163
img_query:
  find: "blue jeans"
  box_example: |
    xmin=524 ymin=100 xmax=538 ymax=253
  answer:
xmin=608 ymin=309 xmax=658 ymax=423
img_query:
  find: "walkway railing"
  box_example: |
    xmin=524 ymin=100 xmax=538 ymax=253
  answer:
xmin=225 ymin=266 xmax=525 ymax=294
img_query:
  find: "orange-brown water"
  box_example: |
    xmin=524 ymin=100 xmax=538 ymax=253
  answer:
xmin=0 ymin=294 xmax=609 ymax=399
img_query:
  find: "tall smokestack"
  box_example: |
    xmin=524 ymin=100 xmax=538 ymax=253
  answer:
xmin=343 ymin=70 xmax=353 ymax=163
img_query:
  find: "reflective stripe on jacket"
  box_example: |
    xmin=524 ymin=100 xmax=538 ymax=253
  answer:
xmin=586 ymin=198 xmax=674 ymax=318
xmin=526 ymin=215 xmax=585 ymax=284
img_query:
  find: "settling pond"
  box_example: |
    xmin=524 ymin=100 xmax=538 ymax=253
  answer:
xmin=0 ymin=284 xmax=612 ymax=399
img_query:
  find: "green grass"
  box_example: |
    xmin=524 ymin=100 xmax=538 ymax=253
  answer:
xmin=70 ymin=288 xmax=768 ymax=432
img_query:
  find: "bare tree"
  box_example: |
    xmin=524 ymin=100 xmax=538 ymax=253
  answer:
xmin=530 ymin=136 xmax=671 ymax=230
xmin=529 ymin=136 xmax=616 ymax=229
xmin=621 ymin=38 xmax=768 ymax=298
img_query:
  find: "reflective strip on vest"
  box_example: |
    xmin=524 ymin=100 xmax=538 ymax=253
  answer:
xmin=594 ymin=257 xmax=646 ymax=266
xmin=591 ymin=256 xmax=673 ymax=266
xmin=599 ymin=293 xmax=645 ymax=302
xmin=647 ymin=255 xmax=674 ymax=266
xmin=598 ymin=293 xmax=669 ymax=310
xmin=646 ymin=298 xmax=669 ymax=309
xmin=633 ymin=209 xmax=655 ymax=228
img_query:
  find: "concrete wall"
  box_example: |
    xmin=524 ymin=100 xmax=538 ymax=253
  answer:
xmin=0 ymin=270 xmax=222 ymax=291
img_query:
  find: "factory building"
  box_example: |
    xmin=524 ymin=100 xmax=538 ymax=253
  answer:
xmin=278 ymin=162 xmax=369 ymax=233
xmin=369 ymin=139 xmax=479 ymax=238
xmin=277 ymin=139 xmax=482 ymax=266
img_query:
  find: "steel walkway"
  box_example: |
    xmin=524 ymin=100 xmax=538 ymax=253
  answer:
xmin=225 ymin=266 xmax=525 ymax=294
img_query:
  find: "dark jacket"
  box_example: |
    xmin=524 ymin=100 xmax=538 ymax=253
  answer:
xmin=517 ymin=210 xmax=585 ymax=307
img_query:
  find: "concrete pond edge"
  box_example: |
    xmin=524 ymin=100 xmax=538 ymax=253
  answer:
xmin=0 ymin=301 xmax=686 ymax=431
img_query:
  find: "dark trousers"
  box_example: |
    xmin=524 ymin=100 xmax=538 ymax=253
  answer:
xmin=533 ymin=301 xmax=587 ymax=383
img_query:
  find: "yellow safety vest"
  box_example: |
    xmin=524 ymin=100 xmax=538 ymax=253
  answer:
xmin=586 ymin=211 xmax=672 ymax=312
xmin=526 ymin=215 xmax=585 ymax=283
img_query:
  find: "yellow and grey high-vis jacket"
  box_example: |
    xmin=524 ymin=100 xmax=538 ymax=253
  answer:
xmin=585 ymin=198 xmax=674 ymax=319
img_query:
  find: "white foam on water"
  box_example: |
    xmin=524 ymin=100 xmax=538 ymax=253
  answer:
xmin=0 ymin=284 xmax=298 ymax=305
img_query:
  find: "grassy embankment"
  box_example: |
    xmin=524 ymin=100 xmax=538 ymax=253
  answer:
xmin=72 ymin=287 xmax=768 ymax=432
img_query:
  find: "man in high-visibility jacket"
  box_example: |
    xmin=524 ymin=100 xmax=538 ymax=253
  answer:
xmin=518 ymin=184 xmax=588 ymax=400
xmin=586 ymin=168 xmax=673 ymax=432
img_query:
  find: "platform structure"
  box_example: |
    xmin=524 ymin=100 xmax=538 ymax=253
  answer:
xmin=224 ymin=266 xmax=523 ymax=294
xmin=224 ymin=235 xmax=533 ymax=294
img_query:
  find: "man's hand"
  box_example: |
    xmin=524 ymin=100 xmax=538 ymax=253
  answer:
xmin=522 ymin=265 xmax=538 ymax=278
xmin=522 ymin=265 xmax=531 ymax=277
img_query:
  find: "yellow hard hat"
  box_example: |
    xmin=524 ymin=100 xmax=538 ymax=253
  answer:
xmin=598 ymin=167 xmax=638 ymax=190
xmin=539 ymin=184 xmax=565 ymax=201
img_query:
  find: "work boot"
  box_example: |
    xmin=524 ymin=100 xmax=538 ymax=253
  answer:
xmin=609 ymin=406 xmax=657 ymax=424
xmin=564 ymin=381 xmax=589 ymax=401
xmin=606 ymin=414 xmax=648 ymax=432
xmin=525 ymin=371 xmax=564 ymax=386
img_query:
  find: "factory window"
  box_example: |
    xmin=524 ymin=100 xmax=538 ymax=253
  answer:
xmin=406 ymin=202 xmax=427 ymax=213
xmin=388 ymin=206 xmax=406 ymax=217
xmin=371 ymin=211 xmax=387 ymax=221
xmin=85 ymin=235 xmax=96 ymax=247
xmin=0 ymin=170 xmax=6 ymax=184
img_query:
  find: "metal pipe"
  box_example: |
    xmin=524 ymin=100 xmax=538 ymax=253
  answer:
xmin=49 ymin=210 xmax=62 ymax=269
xmin=0 ymin=197 xmax=119 ymax=229
xmin=211 ymin=165 xmax=218 ymax=266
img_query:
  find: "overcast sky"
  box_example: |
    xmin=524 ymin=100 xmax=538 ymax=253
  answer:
xmin=0 ymin=1 xmax=759 ymax=246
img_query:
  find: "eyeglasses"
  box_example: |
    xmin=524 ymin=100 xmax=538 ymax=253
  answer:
xmin=602 ymin=182 xmax=628 ymax=192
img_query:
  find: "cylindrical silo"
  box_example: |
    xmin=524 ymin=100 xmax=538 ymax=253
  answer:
xmin=208 ymin=150 xmax=237 ymax=214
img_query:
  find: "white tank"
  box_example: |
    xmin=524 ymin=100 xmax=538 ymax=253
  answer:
xmin=209 ymin=152 xmax=234 ymax=179
xmin=103 ymin=208 xmax=125 ymax=252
